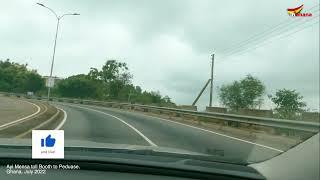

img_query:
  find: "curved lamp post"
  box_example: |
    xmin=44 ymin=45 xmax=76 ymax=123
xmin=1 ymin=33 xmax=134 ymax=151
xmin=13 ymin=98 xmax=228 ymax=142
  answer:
xmin=36 ymin=3 xmax=79 ymax=101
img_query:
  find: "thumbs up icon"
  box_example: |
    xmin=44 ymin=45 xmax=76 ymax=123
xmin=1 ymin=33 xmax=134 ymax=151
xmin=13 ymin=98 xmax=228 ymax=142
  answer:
xmin=41 ymin=134 xmax=56 ymax=147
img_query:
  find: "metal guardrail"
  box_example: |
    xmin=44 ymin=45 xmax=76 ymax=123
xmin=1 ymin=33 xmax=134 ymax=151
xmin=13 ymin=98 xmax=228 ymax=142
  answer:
xmin=1 ymin=92 xmax=319 ymax=133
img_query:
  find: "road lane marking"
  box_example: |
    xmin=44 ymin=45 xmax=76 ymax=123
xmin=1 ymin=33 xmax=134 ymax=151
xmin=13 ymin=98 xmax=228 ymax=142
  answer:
xmin=55 ymin=108 xmax=67 ymax=130
xmin=77 ymin=104 xmax=284 ymax=153
xmin=67 ymin=104 xmax=158 ymax=147
xmin=0 ymin=100 xmax=41 ymax=130
xmin=146 ymin=115 xmax=285 ymax=153
xmin=15 ymin=106 xmax=60 ymax=138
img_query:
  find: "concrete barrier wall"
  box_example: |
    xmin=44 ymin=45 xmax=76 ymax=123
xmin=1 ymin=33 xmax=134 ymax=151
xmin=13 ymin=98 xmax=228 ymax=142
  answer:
xmin=302 ymin=112 xmax=320 ymax=122
xmin=235 ymin=108 xmax=273 ymax=118
xmin=122 ymin=105 xmax=132 ymax=110
xmin=178 ymin=105 xmax=197 ymax=111
xmin=133 ymin=106 xmax=144 ymax=112
xmin=206 ymin=106 xmax=227 ymax=113
xmin=111 ymin=104 xmax=120 ymax=108
xmin=150 ymin=109 xmax=161 ymax=114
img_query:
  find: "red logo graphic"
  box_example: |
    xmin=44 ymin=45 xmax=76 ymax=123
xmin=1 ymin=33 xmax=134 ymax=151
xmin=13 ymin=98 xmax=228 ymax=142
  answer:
xmin=287 ymin=4 xmax=312 ymax=17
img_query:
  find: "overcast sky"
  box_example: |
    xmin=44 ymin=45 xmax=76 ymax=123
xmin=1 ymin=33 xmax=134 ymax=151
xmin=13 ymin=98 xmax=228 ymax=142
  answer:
xmin=1 ymin=0 xmax=319 ymax=111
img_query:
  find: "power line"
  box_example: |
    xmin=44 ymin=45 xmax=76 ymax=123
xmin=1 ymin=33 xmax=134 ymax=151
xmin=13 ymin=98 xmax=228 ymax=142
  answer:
xmin=217 ymin=20 xmax=319 ymax=64
xmin=220 ymin=10 xmax=319 ymax=58
xmin=220 ymin=15 xmax=319 ymax=59
xmin=219 ymin=4 xmax=319 ymax=54
xmin=219 ymin=4 xmax=319 ymax=55
xmin=220 ymin=14 xmax=319 ymax=60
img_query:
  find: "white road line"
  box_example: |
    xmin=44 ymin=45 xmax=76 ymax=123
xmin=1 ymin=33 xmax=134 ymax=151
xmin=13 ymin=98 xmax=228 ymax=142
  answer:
xmin=146 ymin=115 xmax=284 ymax=153
xmin=68 ymin=104 xmax=157 ymax=147
xmin=55 ymin=108 xmax=67 ymax=130
xmin=15 ymin=107 xmax=59 ymax=138
xmin=78 ymin=104 xmax=284 ymax=153
xmin=0 ymin=100 xmax=41 ymax=129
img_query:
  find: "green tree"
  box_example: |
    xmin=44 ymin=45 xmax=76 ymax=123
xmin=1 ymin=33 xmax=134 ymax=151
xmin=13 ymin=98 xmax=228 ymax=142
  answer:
xmin=88 ymin=60 xmax=133 ymax=99
xmin=0 ymin=59 xmax=44 ymax=93
xmin=135 ymin=86 xmax=142 ymax=94
xmin=89 ymin=60 xmax=132 ymax=83
xmin=57 ymin=74 xmax=102 ymax=98
xmin=150 ymin=91 xmax=162 ymax=104
xmin=23 ymin=71 xmax=45 ymax=92
xmin=1 ymin=59 xmax=176 ymax=107
xmin=269 ymin=89 xmax=306 ymax=119
xmin=218 ymin=74 xmax=265 ymax=111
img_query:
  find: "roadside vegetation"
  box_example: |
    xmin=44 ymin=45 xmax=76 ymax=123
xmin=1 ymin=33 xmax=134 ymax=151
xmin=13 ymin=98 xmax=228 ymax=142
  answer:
xmin=218 ymin=74 xmax=265 ymax=111
xmin=1 ymin=59 xmax=313 ymax=119
xmin=218 ymin=74 xmax=309 ymax=120
xmin=0 ymin=59 xmax=44 ymax=93
xmin=0 ymin=59 xmax=176 ymax=107
xmin=268 ymin=89 xmax=307 ymax=119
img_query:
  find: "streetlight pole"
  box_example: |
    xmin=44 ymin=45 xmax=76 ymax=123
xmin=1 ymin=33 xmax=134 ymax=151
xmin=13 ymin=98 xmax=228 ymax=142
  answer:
xmin=47 ymin=19 xmax=59 ymax=102
xmin=209 ymin=53 xmax=214 ymax=107
xmin=36 ymin=3 xmax=79 ymax=101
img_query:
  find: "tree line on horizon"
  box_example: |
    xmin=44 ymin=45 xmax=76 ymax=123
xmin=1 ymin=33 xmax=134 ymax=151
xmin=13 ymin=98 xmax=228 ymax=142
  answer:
xmin=0 ymin=59 xmax=176 ymax=107
xmin=0 ymin=59 xmax=311 ymax=119
xmin=0 ymin=59 xmax=44 ymax=93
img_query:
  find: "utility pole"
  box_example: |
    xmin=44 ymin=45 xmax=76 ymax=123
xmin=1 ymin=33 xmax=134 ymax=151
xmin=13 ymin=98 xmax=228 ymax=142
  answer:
xmin=209 ymin=53 xmax=214 ymax=107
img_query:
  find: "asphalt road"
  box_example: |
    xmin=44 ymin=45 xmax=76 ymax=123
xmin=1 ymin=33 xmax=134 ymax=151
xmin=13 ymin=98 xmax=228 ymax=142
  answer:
xmin=56 ymin=103 xmax=282 ymax=162
xmin=0 ymin=96 xmax=38 ymax=126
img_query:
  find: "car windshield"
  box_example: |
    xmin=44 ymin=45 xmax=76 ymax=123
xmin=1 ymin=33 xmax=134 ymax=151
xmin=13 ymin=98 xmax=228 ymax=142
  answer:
xmin=0 ymin=0 xmax=319 ymax=166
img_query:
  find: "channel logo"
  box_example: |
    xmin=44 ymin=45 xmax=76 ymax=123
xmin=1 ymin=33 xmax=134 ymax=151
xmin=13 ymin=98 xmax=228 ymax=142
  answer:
xmin=32 ymin=130 xmax=64 ymax=159
xmin=287 ymin=4 xmax=313 ymax=17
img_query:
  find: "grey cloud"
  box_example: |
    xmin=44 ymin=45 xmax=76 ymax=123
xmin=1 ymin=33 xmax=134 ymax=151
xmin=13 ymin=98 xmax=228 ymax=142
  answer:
xmin=0 ymin=0 xmax=319 ymax=111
